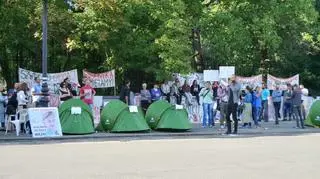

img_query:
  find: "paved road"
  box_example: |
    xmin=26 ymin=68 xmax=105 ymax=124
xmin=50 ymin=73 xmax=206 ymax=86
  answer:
xmin=1 ymin=134 xmax=319 ymax=179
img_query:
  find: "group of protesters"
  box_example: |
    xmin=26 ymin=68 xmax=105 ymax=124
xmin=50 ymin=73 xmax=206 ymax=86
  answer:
xmin=0 ymin=77 xmax=96 ymax=133
xmin=122 ymin=75 xmax=309 ymax=135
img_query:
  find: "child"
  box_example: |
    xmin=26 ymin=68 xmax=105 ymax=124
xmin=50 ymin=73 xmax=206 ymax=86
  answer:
xmin=80 ymin=80 xmax=96 ymax=110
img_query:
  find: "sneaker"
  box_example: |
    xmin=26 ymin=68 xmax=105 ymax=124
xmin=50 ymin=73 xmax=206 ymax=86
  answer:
xmin=209 ymin=125 xmax=213 ymax=128
xmin=220 ymin=125 xmax=225 ymax=129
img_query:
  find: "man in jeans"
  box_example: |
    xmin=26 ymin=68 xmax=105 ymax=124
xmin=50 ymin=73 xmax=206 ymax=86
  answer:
xmin=261 ymin=83 xmax=270 ymax=122
xmin=291 ymin=84 xmax=304 ymax=129
xmin=283 ymin=83 xmax=293 ymax=121
xmin=225 ymin=75 xmax=241 ymax=135
xmin=272 ymin=85 xmax=282 ymax=125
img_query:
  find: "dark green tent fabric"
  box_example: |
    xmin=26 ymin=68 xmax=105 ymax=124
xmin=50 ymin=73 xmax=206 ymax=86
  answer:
xmin=306 ymin=100 xmax=320 ymax=127
xmin=146 ymin=100 xmax=192 ymax=131
xmin=145 ymin=100 xmax=171 ymax=129
xmin=59 ymin=99 xmax=95 ymax=134
xmin=100 ymin=100 xmax=150 ymax=132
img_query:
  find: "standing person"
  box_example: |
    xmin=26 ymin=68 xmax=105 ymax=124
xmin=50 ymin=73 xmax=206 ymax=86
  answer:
xmin=242 ymin=86 xmax=253 ymax=128
xmin=283 ymin=84 xmax=293 ymax=121
xmin=171 ymin=79 xmax=182 ymax=105
xmin=150 ymin=84 xmax=161 ymax=103
xmin=199 ymin=82 xmax=214 ymax=128
xmin=17 ymin=83 xmax=30 ymax=133
xmin=119 ymin=81 xmax=131 ymax=105
xmin=272 ymin=85 xmax=282 ymax=125
xmin=161 ymin=81 xmax=171 ymax=103
xmin=0 ymin=87 xmax=6 ymax=129
xmin=291 ymin=84 xmax=304 ymax=129
xmin=261 ymin=83 xmax=270 ymax=122
xmin=80 ymin=79 xmax=96 ymax=110
xmin=300 ymin=84 xmax=309 ymax=120
xmin=182 ymin=80 xmax=192 ymax=106
xmin=59 ymin=82 xmax=73 ymax=103
xmin=63 ymin=77 xmax=77 ymax=96
xmin=218 ymin=83 xmax=228 ymax=129
xmin=252 ymin=86 xmax=262 ymax=127
xmin=6 ymin=89 xmax=18 ymax=123
xmin=225 ymin=75 xmax=241 ymax=134
xmin=32 ymin=77 xmax=42 ymax=107
xmin=191 ymin=80 xmax=200 ymax=105
xmin=140 ymin=83 xmax=151 ymax=112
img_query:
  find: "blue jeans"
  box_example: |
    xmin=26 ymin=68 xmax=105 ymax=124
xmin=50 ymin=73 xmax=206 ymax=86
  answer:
xmin=253 ymin=106 xmax=261 ymax=126
xmin=283 ymin=102 xmax=292 ymax=120
xmin=202 ymin=103 xmax=213 ymax=127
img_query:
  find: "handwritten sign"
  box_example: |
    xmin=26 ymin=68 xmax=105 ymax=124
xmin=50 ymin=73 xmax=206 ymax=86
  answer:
xmin=19 ymin=68 xmax=79 ymax=94
xmin=28 ymin=107 xmax=63 ymax=138
xmin=204 ymin=70 xmax=219 ymax=82
xmin=83 ymin=70 xmax=115 ymax=88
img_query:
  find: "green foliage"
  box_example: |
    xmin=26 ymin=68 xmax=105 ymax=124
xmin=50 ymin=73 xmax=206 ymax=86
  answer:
xmin=0 ymin=0 xmax=319 ymax=94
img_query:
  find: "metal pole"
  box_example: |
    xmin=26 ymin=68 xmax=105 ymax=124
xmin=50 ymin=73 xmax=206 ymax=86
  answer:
xmin=38 ymin=0 xmax=49 ymax=107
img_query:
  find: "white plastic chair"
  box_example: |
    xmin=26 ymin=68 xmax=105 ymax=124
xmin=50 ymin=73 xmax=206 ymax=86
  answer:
xmin=5 ymin=109 xmax=29 ymax=136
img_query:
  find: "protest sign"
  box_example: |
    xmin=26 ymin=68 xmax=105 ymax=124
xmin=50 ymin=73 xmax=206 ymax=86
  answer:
xmin=203 ymin=70 xmax=219 ymax=82
xmin=237 ymin=75 xmax=263 ymax=89
xmin=219 ymin=66 xmax=235 ymax=79
xmin=18 ymin=68 xmax=79 ymax=94
xmin=28 ymin=107 xmax=63 ymax=138
xmin=83 ymin=70 xmax=115 ymax=88
xmin=267 ymin=74 xmax=299 ymax=90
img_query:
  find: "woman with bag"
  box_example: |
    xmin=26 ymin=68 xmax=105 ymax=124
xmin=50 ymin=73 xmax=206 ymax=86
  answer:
xmin=199 ymin=82 xmax=214 ymax=128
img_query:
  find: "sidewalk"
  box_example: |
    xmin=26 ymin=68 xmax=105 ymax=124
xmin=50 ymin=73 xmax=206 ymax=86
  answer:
xmin=0 ymin=121 xmax=319 ymax=144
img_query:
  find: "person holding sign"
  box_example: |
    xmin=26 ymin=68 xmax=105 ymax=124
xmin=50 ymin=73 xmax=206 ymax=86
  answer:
xmin=225 ymin=75 xmax=241 ymax=135
xmin=199 ymin=82 xmax=214 ymax=128
xmin=80 ymin=79 xmax=96 ymax=110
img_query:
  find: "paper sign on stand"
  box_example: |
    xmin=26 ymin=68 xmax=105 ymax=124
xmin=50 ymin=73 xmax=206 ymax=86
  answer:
xmin=28 ymin=107 xmax=63 ymax=138
xmin=129 ymin=106 xmax=138 ymax=113
xmin=204 ymin=70 xmax=219 ymax=82
xmin=219 ymin=66 xmax=235 ymax=79
xmin=175 ymin=105 xmax=184 ymax=110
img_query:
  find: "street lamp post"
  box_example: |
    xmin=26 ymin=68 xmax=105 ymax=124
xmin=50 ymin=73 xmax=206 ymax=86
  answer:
xmin=38 ymin=0 xmax=49 ymax=107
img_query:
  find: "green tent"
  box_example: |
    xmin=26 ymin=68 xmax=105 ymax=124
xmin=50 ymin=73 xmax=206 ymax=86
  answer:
xmin=305 ymin=100 xmax=320 ymax=128
xmin=145 ymin=100 xmax=192 ymax=131
xmin=59 ymin=99 xmax=95 ymax=134
xmin=100 ymin=100 xmax=150 ymax=132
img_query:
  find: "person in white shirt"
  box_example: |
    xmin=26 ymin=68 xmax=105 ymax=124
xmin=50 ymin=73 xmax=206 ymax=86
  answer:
xmin=161 ymin=81 xmax=171 ymax=102
xmin=17 ymin=83 xmax=29 ymax=109
xmin=300 ymin=84 xmax=309 ymax=120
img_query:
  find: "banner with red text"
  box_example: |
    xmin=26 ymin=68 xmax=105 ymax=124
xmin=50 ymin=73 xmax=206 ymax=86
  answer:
xmin=267 ymin=74 xmax=299 ymax=90
xmin=237 ymin=75 xmax=263 ymax=89
xmin=83 ymin=70 xmax=115 ymax=88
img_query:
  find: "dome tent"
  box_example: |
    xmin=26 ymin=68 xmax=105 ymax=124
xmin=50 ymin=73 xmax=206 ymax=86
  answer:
xmin=305 ymin=100 xmax=320 ymax=128
xmin=145 ymin=100 xmax=192 ymax=131
xmin=59 ymin=99 xmax=95 ymax=134
xmin=100 ymin=100 xmax=150 ymax=132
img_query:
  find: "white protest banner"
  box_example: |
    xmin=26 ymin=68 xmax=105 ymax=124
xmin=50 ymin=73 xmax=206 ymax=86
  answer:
xmin=219 ymin=66 xmax=235 ymax=79
xmin=83 ymin=70 xmax=115 ymax=88
xmin=267 ymin=74 xmax=299 ymax=90
xmin=203 ymin=70 xmax=219 ymax=82
xmin=19 ymin=68 xmax=79 ymax=94
xmin=172 ymin=73 xmax=204 ymax=87
xmin=93 ymin=96 xmax=103 ymax=127
xmin=237 ymin=75 xmax=263 ymax=89
xmin=28 ymin=107 xmax=63 ymax=138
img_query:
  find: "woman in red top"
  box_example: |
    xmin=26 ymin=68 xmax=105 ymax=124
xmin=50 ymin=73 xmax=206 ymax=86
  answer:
xmin=80 ymin=79 xmax=96 ymax=110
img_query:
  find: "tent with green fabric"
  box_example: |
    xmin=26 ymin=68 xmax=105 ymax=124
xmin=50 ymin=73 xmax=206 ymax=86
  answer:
xmin=59 ymin=99 xmax=95 ymax=134
xmin=305 ymin=100 xmax=320 ymax=128
xmin=145 ymin=100 xmax=192 ymax=131
xmin=100 ymin=100 xmax=150 ymax=132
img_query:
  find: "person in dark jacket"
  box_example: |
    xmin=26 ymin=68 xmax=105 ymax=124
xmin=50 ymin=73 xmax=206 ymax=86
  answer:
xmin=190 ymin=80 xmax=200 ymax=105
xmin=291 ymin=84 xmax=304 ymax=129
xmin=119 ymin=80 xmax=131 ymax=104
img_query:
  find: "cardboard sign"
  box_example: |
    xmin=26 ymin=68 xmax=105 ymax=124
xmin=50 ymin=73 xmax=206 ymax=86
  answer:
xmin=203 ymin=70 xmax=219 ymax=81
xmin=219 ymin=66 xmax=235 ymax=79
xmin=28 ymin=107 xmax=63 ymax=138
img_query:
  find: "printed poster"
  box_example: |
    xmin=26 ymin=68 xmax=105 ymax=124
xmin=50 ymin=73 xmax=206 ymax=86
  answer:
xmin=267 ymin=74 xmax=299 ymax=90
xmin=83 ymin=70 xmax=115 ymax=88
xmin=28 ymin=107 xmax=63 ymax=138
xmin=237 ymin=75 xmax=263 ymax=89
